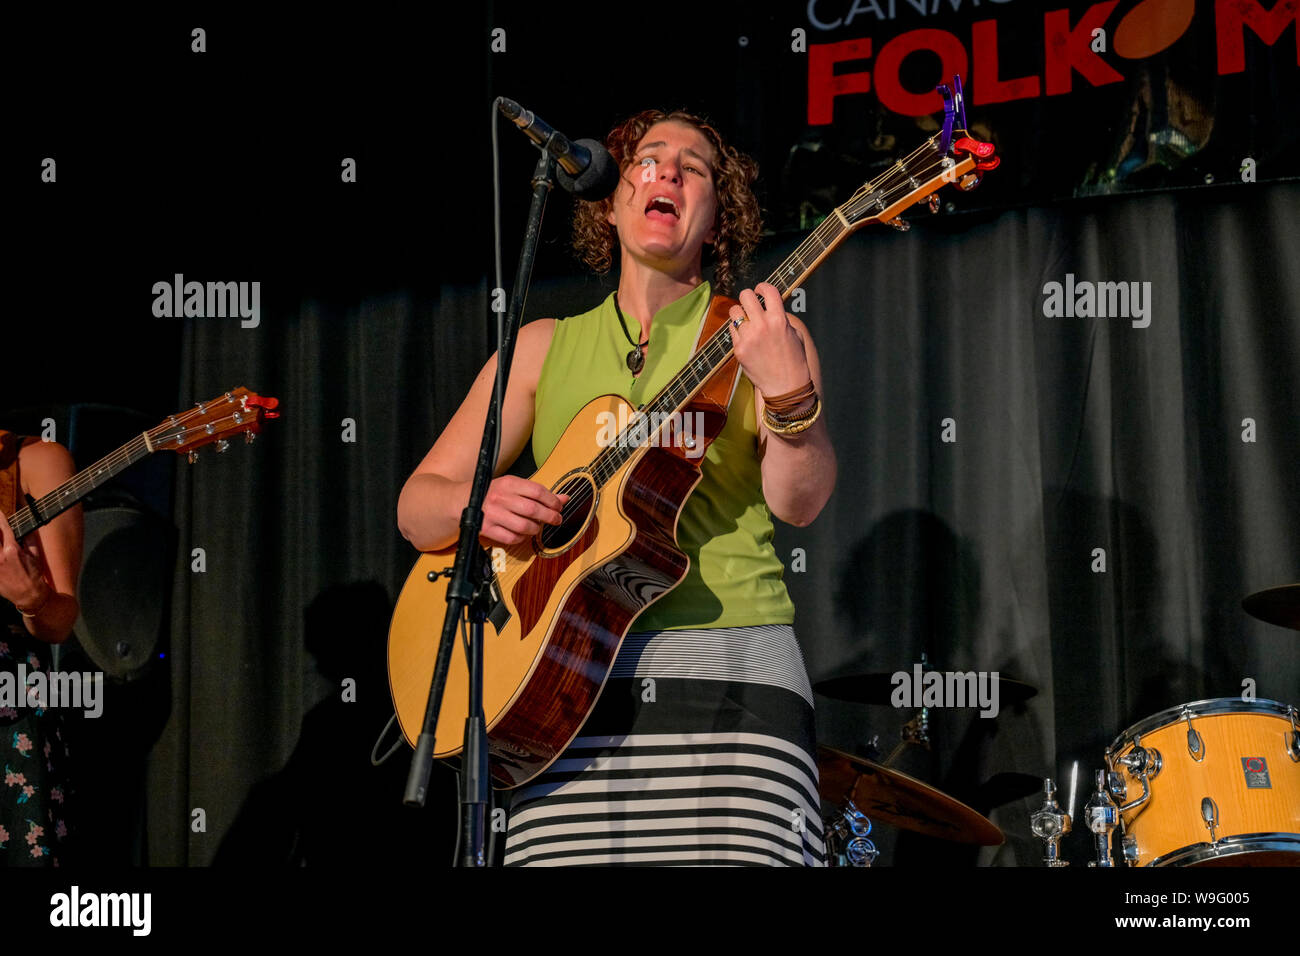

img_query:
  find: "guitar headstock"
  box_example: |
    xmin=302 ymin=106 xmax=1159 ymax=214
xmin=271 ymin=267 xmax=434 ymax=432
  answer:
xmin=838 ymin=74 xmax=999 ymax=235
xmin=149 ymin=387 xmax=281 ymax=462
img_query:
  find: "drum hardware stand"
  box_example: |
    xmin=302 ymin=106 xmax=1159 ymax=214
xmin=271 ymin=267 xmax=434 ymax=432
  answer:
xmin=821 ymin=753 xmax=883 ymax=866
xmin=1103 ymin=753 xmax=1153 ymax=865
xmin=880 ymin=653 xmax=932 ymax=767
xmin=1106 ymin=736 xmax=1161 ymax=815
xmin=1030 ymin=778 xmax=1071 ymax=866
xmin=824 ymin=800 xmax=879 ymax=867
xmin=1084 ymin=770 xmax=1120 ymax=867
xmin=881 ymin=708 xmax=930 ymax=767
xmin=1120 ymin=833 xmax=1139 ymax=864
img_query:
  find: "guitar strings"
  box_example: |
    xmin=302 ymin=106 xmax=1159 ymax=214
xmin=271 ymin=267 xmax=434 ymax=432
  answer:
xmin=548 ymin=147 xmax=960 ymax=527
xmin=543 ymin=143 xmax=965 ymax=530
xmin=10 ymin=398 xmax=252 ymax=536
xmin=592 ymin=148 xmax=949 ymax=463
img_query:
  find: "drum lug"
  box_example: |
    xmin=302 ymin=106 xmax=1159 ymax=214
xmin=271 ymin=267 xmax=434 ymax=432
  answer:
xmin=1184 ymin=710 xmax=1205 ymax=762
xmin=1288 ymin=707 xmax=1300 ymax=762
xmin=1122 ymin=834 xmax=1139 ymax=864
xmin=1201 ymin=796 xmax=1219 ymax=843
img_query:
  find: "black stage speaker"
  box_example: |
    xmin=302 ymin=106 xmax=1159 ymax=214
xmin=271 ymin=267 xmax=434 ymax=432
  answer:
xmin=73 ymin=504 xmax=175 ymax=680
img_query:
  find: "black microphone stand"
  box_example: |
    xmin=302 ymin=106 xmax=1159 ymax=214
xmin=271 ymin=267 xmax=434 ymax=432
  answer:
xmin=402 ymin=140 xmax=557 ymax=868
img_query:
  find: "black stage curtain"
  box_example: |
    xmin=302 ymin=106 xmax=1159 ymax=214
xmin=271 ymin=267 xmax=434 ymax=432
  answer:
xmin=150 ymin=181 xmax=1300 ymax=866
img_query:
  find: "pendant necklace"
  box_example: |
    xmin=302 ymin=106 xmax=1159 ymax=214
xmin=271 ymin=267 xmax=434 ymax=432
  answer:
xmin=613 ymin=293 xmax=648 ymax=375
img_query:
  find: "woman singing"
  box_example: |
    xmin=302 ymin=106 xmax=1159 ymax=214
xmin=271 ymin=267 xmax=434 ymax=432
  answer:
xmin=398 ymin=109 xmax=835 ymax=865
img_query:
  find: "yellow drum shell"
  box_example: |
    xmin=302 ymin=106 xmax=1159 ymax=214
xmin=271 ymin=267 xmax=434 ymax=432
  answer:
xmin=1107 ymin=698 xmax=1300 ymax=866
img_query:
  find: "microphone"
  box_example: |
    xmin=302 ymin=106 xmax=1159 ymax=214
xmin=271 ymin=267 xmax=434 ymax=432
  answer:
xmin=497 ymin=97 xmax=619 ymax=199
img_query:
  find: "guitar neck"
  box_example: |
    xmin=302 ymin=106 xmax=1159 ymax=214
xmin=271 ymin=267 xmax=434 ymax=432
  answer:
xmin=589 ymin=214 xmax=855 ymax=486
xmin=8 ymin=433 xmax=154 ymax=540
xmin=7 ymin=387 xmax=279 ymax=540
xmin=582 ymin=126 xmax=996 ymax=487
xmin=656 ymin=209 xmax=854 ymax=408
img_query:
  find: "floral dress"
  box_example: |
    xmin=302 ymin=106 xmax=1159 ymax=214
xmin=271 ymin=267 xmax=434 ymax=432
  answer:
xmin=0 ymin=431 xmax=72 ymax=866
xmin=0 ymin=609 xmax=72 ymax=866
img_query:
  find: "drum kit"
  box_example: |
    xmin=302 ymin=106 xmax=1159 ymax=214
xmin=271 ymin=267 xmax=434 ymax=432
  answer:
xmin=816 ymin=585 xmax=1300 ymax=867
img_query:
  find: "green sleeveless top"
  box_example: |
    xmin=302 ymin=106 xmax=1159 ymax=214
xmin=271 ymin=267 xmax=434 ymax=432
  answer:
xmin=532 ymin=281 xmax=795 ymax=631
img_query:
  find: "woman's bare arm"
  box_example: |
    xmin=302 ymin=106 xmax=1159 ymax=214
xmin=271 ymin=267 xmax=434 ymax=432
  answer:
xmin=397 ymin=319 xmax=566 ymax=551
xmin=0 ymin=440 xmax=82 ymax=643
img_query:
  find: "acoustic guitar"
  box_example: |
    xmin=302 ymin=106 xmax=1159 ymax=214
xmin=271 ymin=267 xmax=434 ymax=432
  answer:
xmin=388 ymin=127 xmax=998 ymax=788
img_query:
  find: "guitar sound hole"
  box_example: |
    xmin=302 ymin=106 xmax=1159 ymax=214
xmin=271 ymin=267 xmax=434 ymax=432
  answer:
xmin=539 ymin=474 xmax=596 ymax=553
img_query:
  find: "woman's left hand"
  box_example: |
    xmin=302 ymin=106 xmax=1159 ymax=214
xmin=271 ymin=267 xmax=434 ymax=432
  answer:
xmin=727 ymin=282 xmax=812 ymax=396
xmin=0 ymin=513 xmax=51 ymax=612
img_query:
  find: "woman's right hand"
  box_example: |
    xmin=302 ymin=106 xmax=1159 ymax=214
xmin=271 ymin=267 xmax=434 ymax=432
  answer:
xmin=398 ymin=319 xmax=558 ymax=552
xmin=479 ymin=475 xmax=568 ymax=547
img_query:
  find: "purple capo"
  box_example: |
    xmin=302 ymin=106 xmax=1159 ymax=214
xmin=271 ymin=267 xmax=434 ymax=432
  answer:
xmin=937 ymin=75 xmax=967 ymax=155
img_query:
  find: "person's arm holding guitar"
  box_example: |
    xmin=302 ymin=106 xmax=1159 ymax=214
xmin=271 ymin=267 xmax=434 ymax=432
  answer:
xmin=397 ymin=318 xmax=567 ymax=551
xmin=0 ymin=439 xmax=82 ymax=644
xmin=728 ymin=282 xmax=837 ymax=527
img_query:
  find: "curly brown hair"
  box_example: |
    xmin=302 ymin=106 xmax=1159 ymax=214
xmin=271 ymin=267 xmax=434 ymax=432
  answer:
xmin=571 ymin=109 xmax=762 ymax=295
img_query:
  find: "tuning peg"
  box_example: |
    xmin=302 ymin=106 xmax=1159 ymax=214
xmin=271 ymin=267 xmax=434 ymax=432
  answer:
xmin=886 ymin=218 xmax=910 ymax=232
xmin=927 ymin=194 xmax=940 ymax=214
xmin=187 ymin=451 xmax=198 ymax=465
xmin=216 ymin=439 xmax=230 ymax=453
xmin=244 ymin=431 xmax=256 ymax=444
xmin=959 ymin=172 xmax=981 ymax=192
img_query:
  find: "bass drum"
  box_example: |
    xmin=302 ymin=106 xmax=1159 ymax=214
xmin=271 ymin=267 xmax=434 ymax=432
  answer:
xmin=1106 ymin=698 xmax=1300 ymax=866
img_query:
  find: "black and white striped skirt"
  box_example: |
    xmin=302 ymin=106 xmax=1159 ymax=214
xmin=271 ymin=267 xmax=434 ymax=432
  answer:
xmin=502 ymin=624 xmax=825 ymax=866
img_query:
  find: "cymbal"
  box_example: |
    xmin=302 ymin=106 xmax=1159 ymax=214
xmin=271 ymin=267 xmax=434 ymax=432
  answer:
xmin=813 ymin=672 xmax=1038 ymax=707
xmin=817 ymin=745 xmax=1004 ymax=845
xmin=1243 ymin=584 xmax=1300 ymax=630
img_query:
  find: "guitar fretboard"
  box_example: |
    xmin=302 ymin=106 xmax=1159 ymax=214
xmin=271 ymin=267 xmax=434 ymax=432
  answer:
xmin=589 ymin=209 xmax=858 ymax=486
xmin=7 ymin=387 xmax=270 ymax=541
xmin=584 ymin=133 xmax=961 ymax=486
xmin=7 ymin=432 xmax=161 ymax=540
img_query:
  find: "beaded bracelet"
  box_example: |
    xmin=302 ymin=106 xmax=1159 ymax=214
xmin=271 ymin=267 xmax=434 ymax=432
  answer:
xmin=762 ymin=396 xmax=822 ymax=435
xmin=765 ymin=399 xmax=818 ymax=423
